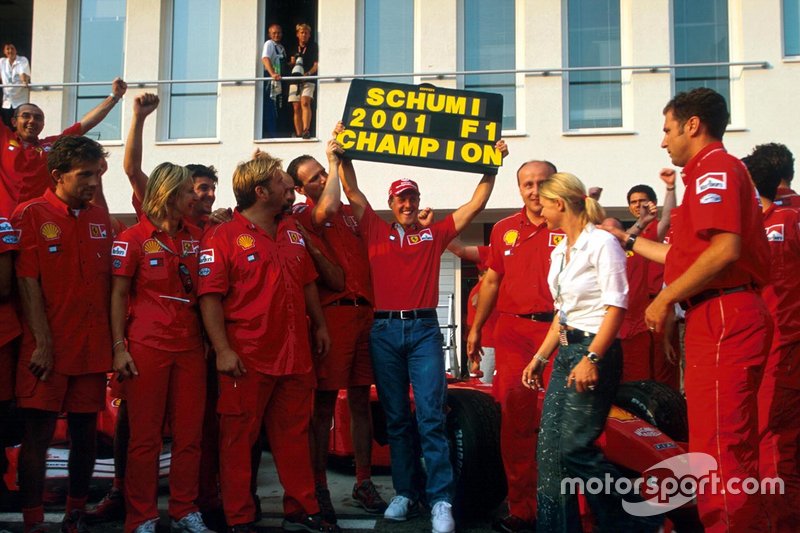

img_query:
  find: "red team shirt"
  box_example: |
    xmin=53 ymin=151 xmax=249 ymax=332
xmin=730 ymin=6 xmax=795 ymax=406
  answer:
xmin=12 ymin=188 xmax=112 ymax=375
xmin=0 ymin=216 xmax=21 ymax=346
xmin=360 ymin=205 xmax=457 ymax=310
xmin=111 ymin=217 xmax=203 ymax=352
xmin=197 ymin=210 xmax=317 ymax=376
xmin=761 ymin=205 xmax=800 ymax=347
xmin=293 ymin=201 xmax=374 ymax=306
xmin=775 ymin=186 xmax=800 ymax=210
xmin=618 ymin=248 xmax=649 ymax=339
xmin=665 ymin=142 xmax=769 ymax=289
xmin=487 ymin=209 xmax=564 ymax=314
xmin=0 ymin=123 xmax=82 ymax=217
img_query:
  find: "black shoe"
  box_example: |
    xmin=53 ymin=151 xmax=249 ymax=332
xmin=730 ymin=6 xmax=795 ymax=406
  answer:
xmin=282 ymin=512 xmax=341 ymax=532
xmin=61 ymin=509 xmax=90 ymax=533
xmin=315 ymin=484 xmax=337 ymax=524
xmin=229 ymin=523 xmax=257 ymax=533
xmin=84 ymin=487 xmax=125 ymax=523
xmin=351 ymin=480 xmax=388 ymax=514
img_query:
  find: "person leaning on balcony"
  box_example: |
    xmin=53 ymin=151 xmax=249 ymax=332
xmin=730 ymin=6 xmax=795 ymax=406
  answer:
xmin=522 ymin=173 xmax=660 ymax=532
xmin=0 ymin=77 xmax=127 ymax=217
xmin=0 ymin=42 xmax=31 ymax=128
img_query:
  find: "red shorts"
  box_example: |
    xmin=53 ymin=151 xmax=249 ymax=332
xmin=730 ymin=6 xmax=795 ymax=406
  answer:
xmin=0 ymin=340 xmax=17 ymax=402
xmin=315 ymin=305 xmax=374 ymax=391
xmin=15 ymin=365 xmax=106 ymax=413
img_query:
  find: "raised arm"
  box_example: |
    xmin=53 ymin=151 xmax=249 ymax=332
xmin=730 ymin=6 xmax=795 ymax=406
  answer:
xmin=124 ymin=93 xmax=159 ymax=202
xmin=451 ymin=140 xmax=506 ymax=233
xmin=657 ymin=168 xmax=677 ymax=242
xmin=446 ymin=238 xmax=481 ymax=263
xmin=339 ymin=156 xmax=370 ymax=221
xmin=310 ymin=139 xmax=343 ymax=226
xmin=79 ymin=77 xmax=127 ymax=135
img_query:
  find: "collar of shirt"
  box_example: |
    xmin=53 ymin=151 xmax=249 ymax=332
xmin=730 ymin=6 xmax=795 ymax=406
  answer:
xmin=233 ymin=208 xmax=291 ymax=238
xmin=42 ymin=188 xmax=93 ymax=217
xmin=681 ymin=141 xmax=726 ymax=184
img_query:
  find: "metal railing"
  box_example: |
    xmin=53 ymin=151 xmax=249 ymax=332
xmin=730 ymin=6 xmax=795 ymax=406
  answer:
xmin=0 ymin=61 xmax=770 ymax=90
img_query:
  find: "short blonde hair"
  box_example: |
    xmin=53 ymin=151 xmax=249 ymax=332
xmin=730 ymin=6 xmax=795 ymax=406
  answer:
xmin=233 ymin=150 xmax=283 ymax=209
xmin=141 ymin=162 xmax=191 ymax=221
xmin=296 ymin=23 xmax=311 ymax=33
xmin=539 ymin=172 xmax=606 ymax=225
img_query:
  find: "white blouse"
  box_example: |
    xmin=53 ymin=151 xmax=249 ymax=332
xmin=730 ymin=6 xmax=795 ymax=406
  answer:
xmin=548 ymin=223 xmax=628 ymax=334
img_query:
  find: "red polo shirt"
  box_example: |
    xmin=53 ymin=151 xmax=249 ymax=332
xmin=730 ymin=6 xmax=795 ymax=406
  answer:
xmin=642 ymin=220 xmax=664 ymax=296
xmin=774 ymin=186 xmax=800 ymax=210
xmin=360 ymin=205 xmax=457 ymax=310
xmin=12 ymin=188 xmax=112 ymax=375
xmin=760 ymin=204 xmax=800 ymax=347
xmin=0 ymin=215 xmax=21 ymax=346
xmin=112 ymin=217 xmax=203 ymax=352
xmin=618 ymin=248 xmax=649 ymax=339
xmin=664 ymin=142 xmax=769 ymax=289
xmin=293 ymin=201 xmax=374 ymax=306
xmin=487 ymin=209 xmax=564 ymax=314
xmin=0 ymin=123 xmax=82 ymax=217
xmin=197 ymin=210 xmax=317 ymax=376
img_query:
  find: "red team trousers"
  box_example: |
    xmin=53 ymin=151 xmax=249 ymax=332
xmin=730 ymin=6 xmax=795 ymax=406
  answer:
xmin=124 ymin=341 xmax=206 ymax=532
xmin=683 ymin=291 xmax=771 ymax=533
xmin=217 ymin=370 xmax=318 ymax=526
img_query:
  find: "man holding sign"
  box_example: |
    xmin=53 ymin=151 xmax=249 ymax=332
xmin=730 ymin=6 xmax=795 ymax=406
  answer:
xmin=337 ymin=125 xmax=505 ymax=533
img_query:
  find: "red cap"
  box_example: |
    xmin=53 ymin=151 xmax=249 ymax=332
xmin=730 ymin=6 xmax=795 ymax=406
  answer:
xmin=388 ymin=179 xmax=420 ymax=199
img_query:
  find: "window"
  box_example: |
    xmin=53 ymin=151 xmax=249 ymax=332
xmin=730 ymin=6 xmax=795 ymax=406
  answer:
xmin=673 ymin=0 xmax=730 ymax=102
xmin=363 ymin=0 xmax=414 ymax=84
xmin=566 ymin=0 xmax=621 ymax=129
xmin=75 ymin=0 xmax=126 ymax=141
xmin=167 ymin=0 xmax=220 ymax=139
xmin=462 ymin=0 xmax=516 ymax=130
xmin=784 ymin=0 xmax=800 ymax=56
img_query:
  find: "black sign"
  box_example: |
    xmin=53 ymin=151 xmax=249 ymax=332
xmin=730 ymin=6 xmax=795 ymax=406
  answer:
xmin=337 ymin=79 xmax=504 ymax=174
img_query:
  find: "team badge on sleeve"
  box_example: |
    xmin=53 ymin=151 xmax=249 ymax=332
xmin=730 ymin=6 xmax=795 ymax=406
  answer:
xmin=766 ymin=224 xmax=785 ymax=242
xmin=407 ymin=234 xmax=421 ymax=245
xmin=89 ymin=223 xmax=107 ymax=239
xmin=696 ymin=172 xmax=727 ymax=194
xmin=0 ymin=219 xmax=12 ymax=232
xmin=199 ymin=249 xmax=215 ymax=264
xmin=111 ymin=241 xmax=128 ymax=257
xmin=419 ymin=228 xmax=433 ymax=241
xmin=287 ymin=230 xmax=305 ymax=246
xmin=40 ymin=222 xmax=61 ymax=241
xmin=549 ymin=233 xmax=565 ymax=247
xmin=237 ymin=234 xmax=255 ymax=250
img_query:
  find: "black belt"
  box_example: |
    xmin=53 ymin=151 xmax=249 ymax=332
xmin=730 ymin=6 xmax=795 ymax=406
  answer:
xmin=515 ymin=311 xmax=555 ymax=323
xmin=374 ymin=308 xmax=437 ymax=320
xmin=559 ymin=327 xmax=594 ymax=346
xmin=680 ymin=284 xmax=754 ymax=311
xmin=327 ymin=297 xmax=370 ymax=307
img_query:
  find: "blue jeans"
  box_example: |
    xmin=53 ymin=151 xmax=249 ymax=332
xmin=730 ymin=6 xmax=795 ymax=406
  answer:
xmin=370 ymin=317 xmax=454 ymax=505
xmin=537 ymin=336 xmax=659 ymax=532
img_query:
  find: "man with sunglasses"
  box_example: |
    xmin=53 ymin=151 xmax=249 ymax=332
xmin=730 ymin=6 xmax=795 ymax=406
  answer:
xmin=0 ymin=77 xmax=127 ymax=216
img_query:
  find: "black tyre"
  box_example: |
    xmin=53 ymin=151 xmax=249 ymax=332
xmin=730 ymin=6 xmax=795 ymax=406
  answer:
xmin=446 ymin=388 xmax=506 ymax=517
xmin=614 ymin=380 xmax=688 ymax=442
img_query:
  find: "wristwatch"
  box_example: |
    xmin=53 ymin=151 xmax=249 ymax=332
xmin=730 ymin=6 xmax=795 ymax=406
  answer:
xmin=585 ymin=351 xmax=600 ymax=364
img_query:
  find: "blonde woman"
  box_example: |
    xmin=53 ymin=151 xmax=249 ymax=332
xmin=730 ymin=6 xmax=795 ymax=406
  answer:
xmin=522 ymin=173 xmax=655 ymax=530
xmin=110 ymin=163 xmax=211 ymax=533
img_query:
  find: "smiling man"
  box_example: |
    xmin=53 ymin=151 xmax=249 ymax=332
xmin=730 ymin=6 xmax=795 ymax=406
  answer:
xmin=12 ymin=135 xmax=113 ymax=533
xmin=0 ymin=78 xmax=127 ymax=217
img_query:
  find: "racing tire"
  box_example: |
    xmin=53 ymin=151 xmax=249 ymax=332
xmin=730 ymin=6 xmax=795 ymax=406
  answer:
xmin=614 ymin=380 xmax=688 ymax=442
xmin=445 ymin=388 xmax=506 ymax=517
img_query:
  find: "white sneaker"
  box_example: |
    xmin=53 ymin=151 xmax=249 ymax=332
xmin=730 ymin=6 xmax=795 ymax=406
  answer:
xmin=383 ymin=495 xmax=419 ymax=521
xmin=431 ymin=501 xmax=455 ymax=533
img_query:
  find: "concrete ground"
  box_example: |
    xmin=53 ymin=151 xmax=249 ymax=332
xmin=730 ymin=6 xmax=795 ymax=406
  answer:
xmin=0 ymin=451 xmax=499 ymax=532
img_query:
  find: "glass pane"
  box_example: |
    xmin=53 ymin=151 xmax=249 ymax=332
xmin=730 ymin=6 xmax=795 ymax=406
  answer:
xmin=567 ymin=0 xmax=621 ymax=128
xmin=364 ymin=0 xmax=413 ymax=84
xmin=464 ymin=0 xmax=516 ymax=130
xmin=673 ymin=0 xmax=729 ymax=103
xmin=785 ymin=0 xmax=800 ymax=56
xmin=76 ymin=0 xmax=126 ymax=141
xmin=170 ymin=0 xmax=220 ymax=139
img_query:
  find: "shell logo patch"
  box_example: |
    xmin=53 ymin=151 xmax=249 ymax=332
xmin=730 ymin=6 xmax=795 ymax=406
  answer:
xmin=142 ymin=239 xmax=162 ymax=254
xmin=287 ymin=230 xmax=305 ymax=246
xmin=607 ymin=405 xmax=637 ymax=422
xmin=502 ymin=229 xmax=519 ymax=246
xmin=766 ymin=224 xmax=785 ymax=242
xmin=89 ymin=223 xmax=107 ymax=239
xmin=237 ymin=234 xmax=255 ymax=250
xmin=40 ymin=222 xmax=61 ymax=241
xmin=549 ymin=233 xmax=565 ymax=247
xmin=8 ymin=139 xmax=19 ymax=149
